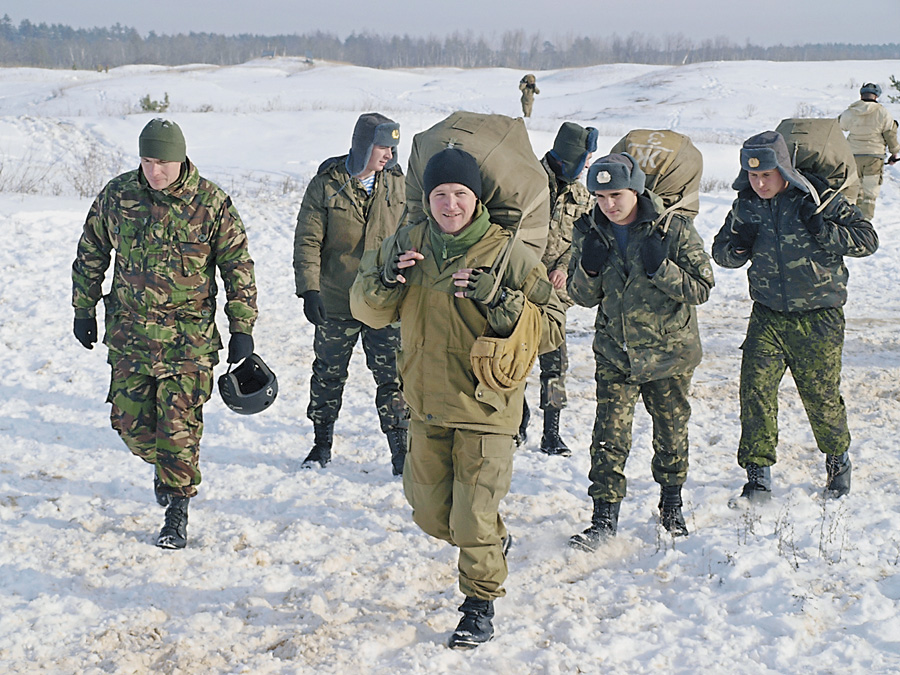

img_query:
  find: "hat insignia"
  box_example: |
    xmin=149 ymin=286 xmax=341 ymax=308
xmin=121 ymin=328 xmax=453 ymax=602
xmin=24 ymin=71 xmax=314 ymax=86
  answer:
xmin=392 ymin=129 xmax=400 ymax=140
xmin=597 ymin=170 xmax=611 ymax=183
xmin=748 ymin=157 xmax=760 ymax=168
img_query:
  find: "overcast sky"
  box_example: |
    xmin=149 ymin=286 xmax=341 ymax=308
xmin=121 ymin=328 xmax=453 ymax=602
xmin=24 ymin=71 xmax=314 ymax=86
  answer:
xmin=5 ymin=0 xmax=898 ymax=48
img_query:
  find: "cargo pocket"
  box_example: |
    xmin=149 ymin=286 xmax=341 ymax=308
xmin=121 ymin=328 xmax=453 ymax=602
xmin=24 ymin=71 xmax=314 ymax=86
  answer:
xmin=179 ymin=241 xmax=211 ymax=277
xmin=471 ymin=434 xmax=514 ymax=512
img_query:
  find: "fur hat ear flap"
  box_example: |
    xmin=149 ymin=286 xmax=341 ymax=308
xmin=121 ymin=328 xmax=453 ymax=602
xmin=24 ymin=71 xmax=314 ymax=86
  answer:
xmin=549 ymin=123 xmax=599 ymax=182
xmin=345 ymin=112 xmax=400 ymax=176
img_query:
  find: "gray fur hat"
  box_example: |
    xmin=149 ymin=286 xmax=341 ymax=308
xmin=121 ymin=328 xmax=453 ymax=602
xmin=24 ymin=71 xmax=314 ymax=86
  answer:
xmin=139 ymin=118 xmax=186 ymax=162
xmin=345 ymin=112 xmax=400 ymax=177
xmin=423 ymin=147 xmax=482 ymax=200
xmin=860 ymin=82 xmax=882 ymax=99
xmin=586 ymin=152 xmax=646 ymax=194
xmin=549 ymin=122 xmax=599 ymax=183
xmin=732 ymin=130 xmax=808 ymax=193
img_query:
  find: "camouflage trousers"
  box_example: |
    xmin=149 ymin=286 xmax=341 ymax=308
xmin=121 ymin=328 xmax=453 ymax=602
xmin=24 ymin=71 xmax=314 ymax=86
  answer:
xmin=403 ymin=419 xmax=513 ymax=601
xmin=853 ymin=155 xmax=884 ymax=221
xmin=308 ymin=317 xmax=407 ymax=432
xmin=107 ymin=364 xmax=213 ymax=498
xmin=538 ymin=337 xmax=568 ymax=410
xmin=738 ymin=303 xmax=850 ymax=468
xmin=588 ymin=355 xmax=693 ymax=503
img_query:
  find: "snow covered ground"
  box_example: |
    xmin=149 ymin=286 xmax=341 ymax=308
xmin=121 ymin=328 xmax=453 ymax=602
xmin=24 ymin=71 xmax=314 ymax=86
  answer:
xmin=2 ymin=57 xmax=900 ymax=673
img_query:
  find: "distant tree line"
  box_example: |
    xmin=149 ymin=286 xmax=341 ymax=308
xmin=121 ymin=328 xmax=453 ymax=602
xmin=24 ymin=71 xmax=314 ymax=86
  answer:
xmin=1 ymin=15 xmax=899 ymax=70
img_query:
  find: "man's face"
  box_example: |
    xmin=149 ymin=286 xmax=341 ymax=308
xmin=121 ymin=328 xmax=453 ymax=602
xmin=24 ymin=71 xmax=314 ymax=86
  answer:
xmin=140 ymin=157 xmax=182 ymax=191
xmin=593 ymin=188 xmax=639 ymax=226
xmin=429 ymin=183 xmax=477 ymax=234
xmin=748 ymin=169 xmax=789 ymax=200
xmin=360 ymin=145 xmax=393 ymax=178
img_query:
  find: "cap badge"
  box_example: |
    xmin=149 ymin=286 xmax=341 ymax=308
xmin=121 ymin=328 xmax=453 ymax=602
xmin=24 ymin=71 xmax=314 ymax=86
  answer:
xmin=596 ymin=170 xmax=611 ymax=183
xmin=748 ymin=157 xmax=760 ymax=168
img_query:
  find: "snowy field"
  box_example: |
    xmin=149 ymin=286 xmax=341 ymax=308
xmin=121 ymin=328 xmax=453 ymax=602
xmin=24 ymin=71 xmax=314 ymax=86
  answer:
xmin=2 ymin=57 xmax=900 ymax=673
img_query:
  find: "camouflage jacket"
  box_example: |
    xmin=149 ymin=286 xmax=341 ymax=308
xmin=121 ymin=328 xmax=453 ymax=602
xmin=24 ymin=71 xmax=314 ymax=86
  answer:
xmin=293 ymin=156 xmax=406 ymax=320
xmin=712 ymin=177 xmax=878 ymax=313
xmin=568 ymin=193 xmax=714 ymax=383
xmin=540 ymin=155 xmax=593 ymax=306
xmin=72 ymin=160 xmax=258 ymax=376
xmin=351 ymin=207 xmax=565 ymax=435
xmin=839 ymin=100 xmax=900 ymax=157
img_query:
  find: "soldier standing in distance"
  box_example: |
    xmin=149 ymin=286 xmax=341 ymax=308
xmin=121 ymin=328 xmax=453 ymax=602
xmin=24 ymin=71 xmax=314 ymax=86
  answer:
xmin=519 ymin=74 xmax=539 ymax=117
xmin=839 ymin=82 xmax=900 ymax=220
xmin=293 ymin=113 xmax=409 ymax=475
xmin=72 ymin=118 xmax=258 ymax=550
xmin=567 ymin=153 xmax=714 ymax=550
xmin=518 ymin=122 xmax=597 ymax=455
xmin=712 ymin=131 xmax=877 ymax=503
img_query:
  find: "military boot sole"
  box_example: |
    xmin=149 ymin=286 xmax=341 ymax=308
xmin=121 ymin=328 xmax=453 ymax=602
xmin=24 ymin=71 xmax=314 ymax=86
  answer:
xmin=448 ymin=632 xmax=494 ymax=650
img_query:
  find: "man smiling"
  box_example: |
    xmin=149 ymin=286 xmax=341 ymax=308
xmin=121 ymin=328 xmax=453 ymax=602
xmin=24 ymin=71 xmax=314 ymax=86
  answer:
xmin=352 ymin=147 xmax=565 ymax=649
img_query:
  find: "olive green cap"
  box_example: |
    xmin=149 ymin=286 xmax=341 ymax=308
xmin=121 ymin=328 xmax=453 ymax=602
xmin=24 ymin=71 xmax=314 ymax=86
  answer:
xmin=139 ymin=118 xmax=186 ymax=162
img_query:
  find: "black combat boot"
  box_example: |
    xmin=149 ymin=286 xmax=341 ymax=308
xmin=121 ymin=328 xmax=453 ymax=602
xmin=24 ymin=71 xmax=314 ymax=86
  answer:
xmin=515 ymin=399 xmax=530 ymax=447
xmin=568 ymin=500 xmax=620 ymax=552
xmin=156 ymin=496 xmax=189 ymax=549
xmin=659 ymin=485 xmax=689 ymax=536
xmin=153 ymin=473 xmax=170 ymax=508
xmin=302 ymin=423 xmax=334 ymax=468
xmin=539 ymin=408 xmax=571 ymax=457
xmin=448 ymin=596 xmax=495 ymax=649
xmin=386 ymin=427 xmax=408 ymax=476
xmin=740 ymin=463 xmax=772 ymax=502
xmin=825 ymin=451 xmax=851 ymax=498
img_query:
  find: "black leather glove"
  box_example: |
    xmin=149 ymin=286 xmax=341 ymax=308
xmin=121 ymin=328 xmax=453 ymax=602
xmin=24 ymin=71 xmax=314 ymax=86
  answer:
xmin=301 ymin=290 xmax=328 ymax=326
xmin=799 ymin=198 xmax=825 ymax=237
xmin=460 ymin=268 xmax=502 ymax=306
xmin=641 ymin=230 xmax=669 ymax=276
xmin=580 ymin=230 xmax=609 ymax=277
xmin=73 ymin=317 xmax=97 ymax=350
xmin=227 ymin=332 xmax=254 ymax=363
xmin=730 ymin=217 xmax=757 ymax=251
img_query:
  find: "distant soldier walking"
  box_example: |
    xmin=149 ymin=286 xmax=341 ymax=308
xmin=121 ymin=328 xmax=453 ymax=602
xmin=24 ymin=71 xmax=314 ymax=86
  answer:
xmin=72 ymin=118 xmax=259 ymax=550
xmin=839 ymin=82 xmax=900 ymax=220
xmin=519 ymin=74 xmax=539 ymax=117
xmin=293 ymin=112 xmax=409 ymax=475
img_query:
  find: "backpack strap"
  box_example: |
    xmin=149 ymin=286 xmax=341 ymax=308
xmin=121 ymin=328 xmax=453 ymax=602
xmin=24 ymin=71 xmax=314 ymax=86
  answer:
xmin=654 ymin=190 xmax=699 ymax=235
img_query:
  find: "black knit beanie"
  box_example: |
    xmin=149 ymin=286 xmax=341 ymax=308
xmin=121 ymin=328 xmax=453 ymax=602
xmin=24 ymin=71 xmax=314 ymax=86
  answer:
xmin=423 ymin=148 xmax=482 ymax=200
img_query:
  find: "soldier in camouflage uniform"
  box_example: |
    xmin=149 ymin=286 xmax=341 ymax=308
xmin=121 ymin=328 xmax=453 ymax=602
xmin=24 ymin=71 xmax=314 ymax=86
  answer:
xmin=518 ymin=74 xmax=539 ymax=118
xmin=293 ymin=113 xmax=409 ymax=475
xmin=712 ymin=130 xmax=877 ymax=502
xmin=71 ymin=118 xmax=258 ymax=550
xmin=566 ymin=153 xmax=714 ymax=549
xmin=518 ymin=122 xmax=597 ymax=455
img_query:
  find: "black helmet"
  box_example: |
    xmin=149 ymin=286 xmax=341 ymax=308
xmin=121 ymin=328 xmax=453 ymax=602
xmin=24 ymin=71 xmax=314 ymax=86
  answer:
xmin=218 ymin=353 xmax=277 ymax=415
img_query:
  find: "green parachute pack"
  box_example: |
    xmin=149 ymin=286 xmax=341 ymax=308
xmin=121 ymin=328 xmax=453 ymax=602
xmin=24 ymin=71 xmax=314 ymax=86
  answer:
xmin=610 ymin=128 xmax=703 ymax=232
xmin=775 ymin=117 xmax=860 ymax=207
xmin=406 ymin=111 xmax=550 ymax=256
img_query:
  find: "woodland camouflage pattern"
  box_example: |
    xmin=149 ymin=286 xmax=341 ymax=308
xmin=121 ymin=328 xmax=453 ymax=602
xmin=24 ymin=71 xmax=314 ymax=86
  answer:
xmin=567 ymin=191 xmax=713 ymax=502
xmin=737 ymin=304 xmax=850 ymax=468
xmin=72 ymin=160 xmax=258 ymax=377
xmin=108 ymin=365 xmax=213 ymax=498
xmin=711 ymin=178 xmax=877 ymax=312
xmin=73 ymin=160 xmax=257 ymax=495
xmin=308 ymin=317 xmax=405 ymax=432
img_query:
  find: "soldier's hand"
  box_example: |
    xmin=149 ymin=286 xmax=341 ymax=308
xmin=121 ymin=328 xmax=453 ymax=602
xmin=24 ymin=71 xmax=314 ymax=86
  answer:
xmin=888 ymin=154 xmax=898 ymax=165
xmin=641 ymin=230 xmax=669 ymax=277
xmin=580 ymin=229 xmax=609 ymax=277
xmin=227 ymin=332 xmax=254 ymax=363
xmin=73 ymin=317 xmax=97 ymax=350
xmin=548 ymin=269 xmax=567 ymax=289
xmin=730 ymin=217 xmax=757 ymax=252
xmin=382 ymin=248 xmax=423 ymax=287
xmin=452 ymin=268 xmax=501 ymax=306
xmin=799 ymin=198 xmax=825 ymax=237
xmin=301 ymin=290 xmax=328 ymax=326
